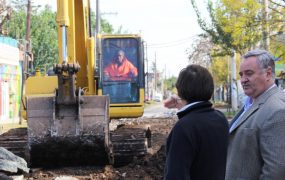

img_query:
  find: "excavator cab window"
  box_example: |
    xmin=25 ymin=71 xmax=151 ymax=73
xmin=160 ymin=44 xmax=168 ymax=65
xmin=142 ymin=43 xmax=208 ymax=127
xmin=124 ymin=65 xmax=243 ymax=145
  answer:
xmin=101 ymin=37 xmax=142 ymax=103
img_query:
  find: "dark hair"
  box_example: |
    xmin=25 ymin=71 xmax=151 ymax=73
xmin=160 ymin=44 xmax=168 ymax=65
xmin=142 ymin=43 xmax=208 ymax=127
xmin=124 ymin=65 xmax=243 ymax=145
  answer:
xmin=175 ymin=64 xmax=214 ymax=103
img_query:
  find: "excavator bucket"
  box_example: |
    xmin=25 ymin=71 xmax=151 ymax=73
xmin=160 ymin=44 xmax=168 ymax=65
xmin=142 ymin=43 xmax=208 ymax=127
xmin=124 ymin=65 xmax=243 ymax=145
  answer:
xmin=26 ymin=94 xmax=110 ymax=167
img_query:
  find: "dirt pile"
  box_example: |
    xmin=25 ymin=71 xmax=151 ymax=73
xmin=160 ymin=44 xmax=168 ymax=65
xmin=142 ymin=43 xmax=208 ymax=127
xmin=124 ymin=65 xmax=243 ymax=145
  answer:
xmin=1 ymin=116 xmax=177 ymax=179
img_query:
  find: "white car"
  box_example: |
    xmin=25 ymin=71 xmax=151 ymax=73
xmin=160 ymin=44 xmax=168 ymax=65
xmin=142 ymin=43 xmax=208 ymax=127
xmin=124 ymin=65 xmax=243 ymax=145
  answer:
xmin=153 ymin=95 xmax=163 ymax=102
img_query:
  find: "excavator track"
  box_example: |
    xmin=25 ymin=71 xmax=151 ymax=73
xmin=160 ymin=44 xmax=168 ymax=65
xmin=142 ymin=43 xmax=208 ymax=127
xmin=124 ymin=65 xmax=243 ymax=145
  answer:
xmin=110 ymin=126 xmax=149 ymax=166
xmin=0 ymin=126 xmax=151 ymax=167
xmin=0 ymin=128 xmax=28 ymax=160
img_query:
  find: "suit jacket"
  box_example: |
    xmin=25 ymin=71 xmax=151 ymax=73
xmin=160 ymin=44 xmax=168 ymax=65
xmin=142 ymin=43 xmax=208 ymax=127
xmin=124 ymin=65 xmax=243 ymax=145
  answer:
xmin=226 ymin=86 xmax=285 ymax=180
xmin=164 ymin=101 xmax=229 ymax=180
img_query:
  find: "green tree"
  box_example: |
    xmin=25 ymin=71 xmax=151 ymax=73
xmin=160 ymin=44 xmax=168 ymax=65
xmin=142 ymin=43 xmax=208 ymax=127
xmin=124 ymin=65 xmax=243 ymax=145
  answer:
xmin=4 ymin=6 xmax=26 ymax=39
xmin=267 ymin=0 xmax=285 ymax=61
xmin=31 ymin=6 xmax=58 ymax=70
xmin=5 ymin=5 xmax=58 ymax=70
xmin=164 ymin=76 xmax=177 ymax=93
xmin=192 ymin=0 xmax=285 ymax=57
xmin=90 ymin=11 xmax=114 ymax=34
xmin=191 ymin=0 xmax=264 ymax=56
xmin=211 ymin=56 xmax=229 ymax=86
xmin=5 ymin=2 xmax=115 ymax=71
xmin=215 ymin=0 xmax=262 ymax=53
xmin=191 ymin=0 xmax=233 ymax=56
xmin=191 ymin=0 xmax=285 ymax=83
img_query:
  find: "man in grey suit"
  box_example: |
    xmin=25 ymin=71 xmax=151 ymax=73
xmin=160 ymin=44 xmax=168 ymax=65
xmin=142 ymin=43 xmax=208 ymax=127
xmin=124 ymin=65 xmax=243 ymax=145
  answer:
xmin=226 ymin=49 xmax=285 ymax=180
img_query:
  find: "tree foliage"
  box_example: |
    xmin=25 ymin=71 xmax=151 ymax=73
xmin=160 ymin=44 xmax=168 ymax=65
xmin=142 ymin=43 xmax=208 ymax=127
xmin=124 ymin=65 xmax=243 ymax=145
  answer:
xmin=186 ymin=35 xmax=214 ymax=68
xmin=267 ymin=0 xmax=285 ymax=63
xmin=191 ymin=0 xmax=285 ymax=81
xmin=31 ymin=7 xmax=58 ymax=70
xmin=90 ymin=11 xmax=114 ymax=34
xmin=191 ymin=0 xmax=285 ymax=56
xmin=4 ymin=1 xmax=115 ymax=71
xmin=164 ymin=76 xmax=177 ymax=93
xmin=211 ymin=56 xmax=229 ymax=85
xmin=191 ymin=0 xmax=264 ymax=56
xmin=191 ymin=0 xmax=233 ymax=56
xmin=0 ymin=0 xmax=12 ymax=34
xmin=5 ymin=5 xmax=58 ymax=70
xmin=215 ymin=0 xmax=262 ymax=54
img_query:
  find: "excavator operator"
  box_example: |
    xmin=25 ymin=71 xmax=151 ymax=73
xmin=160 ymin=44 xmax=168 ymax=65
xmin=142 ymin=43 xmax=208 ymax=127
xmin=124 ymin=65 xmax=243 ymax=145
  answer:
xmin=103 ymin=50 xmax=138 ymax=81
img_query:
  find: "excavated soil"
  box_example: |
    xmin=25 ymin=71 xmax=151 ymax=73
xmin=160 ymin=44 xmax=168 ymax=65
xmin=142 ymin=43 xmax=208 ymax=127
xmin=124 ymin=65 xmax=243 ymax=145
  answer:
xmin=1 ymin=116 xmax=177 ymax=180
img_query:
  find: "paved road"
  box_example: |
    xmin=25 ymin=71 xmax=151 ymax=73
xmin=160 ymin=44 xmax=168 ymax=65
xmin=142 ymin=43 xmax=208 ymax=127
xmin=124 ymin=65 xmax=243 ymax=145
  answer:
xmin=143 ymin=102 xmax=177 ymax=118
xmin=142 ymin=102 xmax=235 ymax=120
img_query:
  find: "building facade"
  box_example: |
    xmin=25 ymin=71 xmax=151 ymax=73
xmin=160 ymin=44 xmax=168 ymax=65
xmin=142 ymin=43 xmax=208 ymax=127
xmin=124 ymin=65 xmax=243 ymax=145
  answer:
xmin=0 ymin=36 xmax=22 ymax=124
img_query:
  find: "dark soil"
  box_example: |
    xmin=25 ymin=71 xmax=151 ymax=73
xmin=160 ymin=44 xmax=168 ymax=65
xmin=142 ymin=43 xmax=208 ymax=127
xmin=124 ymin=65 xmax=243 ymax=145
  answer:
xmin=1 ymin=117 xmax=177 ymax=180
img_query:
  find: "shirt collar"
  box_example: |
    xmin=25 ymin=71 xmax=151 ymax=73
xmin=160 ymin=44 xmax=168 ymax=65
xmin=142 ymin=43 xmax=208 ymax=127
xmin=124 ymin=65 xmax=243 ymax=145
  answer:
xmin=267 ymin=83 xmax=276 ymax=91
xmin=177 ymin=101 xmax=203 ymax=113
xmin=244 ymin=96 xmax=253 ymax=111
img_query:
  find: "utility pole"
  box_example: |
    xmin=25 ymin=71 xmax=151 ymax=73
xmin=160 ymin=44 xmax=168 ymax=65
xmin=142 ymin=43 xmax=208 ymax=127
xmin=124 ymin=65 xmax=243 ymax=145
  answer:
xmin=164 ymin=64 xmax=166 ymax=80
xmin=94 ymin=0 xmax=100 ymax=77
xmin=24 ymin=0 xmax=32 ymax=78
xmin=20 ymin=0 xmax=32 ymax=125
xmin=227 ymin=56 xmax=230 ymax=109
xmin=95 ymin=0 xmax=100 ymax=35
xmin=231 ymin=52 xmax=238 ymax=112
xmin=154 ymin=52 xmax=157 ymax=93
xmin=163 ymin=64 xmax=166 ymax=98
xmin=263 ymin=0 xmax=270 ymax=50
xmin=144 ymin=42 xmax=149 ymax=100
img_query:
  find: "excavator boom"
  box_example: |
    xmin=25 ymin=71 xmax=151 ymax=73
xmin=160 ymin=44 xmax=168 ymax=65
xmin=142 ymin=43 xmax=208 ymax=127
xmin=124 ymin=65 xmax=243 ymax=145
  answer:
xmin=25 ymin=0 xmax=112 ymax=166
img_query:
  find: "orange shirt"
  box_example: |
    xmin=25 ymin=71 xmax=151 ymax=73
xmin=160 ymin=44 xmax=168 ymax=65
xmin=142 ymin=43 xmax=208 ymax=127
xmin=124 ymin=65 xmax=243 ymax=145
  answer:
xmin=104 ymin=58 xmax=138 ymax=81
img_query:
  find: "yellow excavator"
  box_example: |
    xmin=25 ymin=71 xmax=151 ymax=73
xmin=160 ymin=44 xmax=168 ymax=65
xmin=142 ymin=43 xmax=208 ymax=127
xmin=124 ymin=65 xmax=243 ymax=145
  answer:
xmin=23 ymin=0 xmax=148 ymax=167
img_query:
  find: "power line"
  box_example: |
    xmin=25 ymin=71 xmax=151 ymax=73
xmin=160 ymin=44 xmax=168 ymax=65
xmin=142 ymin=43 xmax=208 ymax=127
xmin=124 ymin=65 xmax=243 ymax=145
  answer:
xmin=148 ymin=40 xmax=190 ymax=48
xmin=147 ymin=36 xmax=196 ymax=48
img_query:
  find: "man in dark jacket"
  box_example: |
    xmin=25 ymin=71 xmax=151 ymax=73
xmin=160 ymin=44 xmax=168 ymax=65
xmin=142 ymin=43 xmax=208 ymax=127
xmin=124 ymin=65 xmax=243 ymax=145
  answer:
xmin=164 ymin=64 xmax=229 ymax=180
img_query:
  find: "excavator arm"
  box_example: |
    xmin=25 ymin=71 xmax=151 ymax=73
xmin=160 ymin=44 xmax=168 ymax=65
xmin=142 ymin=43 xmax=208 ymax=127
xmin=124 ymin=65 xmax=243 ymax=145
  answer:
xmin=26 ymin=0 xmax=111 ymax=166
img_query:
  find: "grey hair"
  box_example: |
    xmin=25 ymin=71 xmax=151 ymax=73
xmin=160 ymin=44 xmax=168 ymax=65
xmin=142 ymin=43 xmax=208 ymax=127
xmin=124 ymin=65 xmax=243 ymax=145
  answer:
xmin=243 ymin=49 xmax=275 ymax=78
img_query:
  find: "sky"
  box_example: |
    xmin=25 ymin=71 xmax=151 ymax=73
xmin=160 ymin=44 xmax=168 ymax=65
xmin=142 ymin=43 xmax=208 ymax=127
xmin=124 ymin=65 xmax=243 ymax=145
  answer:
xmin=37 ymin=0 xmax=209 ymax=77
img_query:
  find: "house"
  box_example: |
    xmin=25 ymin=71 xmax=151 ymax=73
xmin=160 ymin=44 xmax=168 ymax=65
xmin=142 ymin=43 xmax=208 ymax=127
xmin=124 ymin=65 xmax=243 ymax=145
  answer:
xmin=0 ymin=36 xmax=22 ymax=125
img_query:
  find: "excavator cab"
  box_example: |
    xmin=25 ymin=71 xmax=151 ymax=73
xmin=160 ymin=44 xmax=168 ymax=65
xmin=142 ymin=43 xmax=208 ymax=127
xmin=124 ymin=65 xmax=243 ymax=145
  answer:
xmin=98 ymin=34 xmax=145 ymax=118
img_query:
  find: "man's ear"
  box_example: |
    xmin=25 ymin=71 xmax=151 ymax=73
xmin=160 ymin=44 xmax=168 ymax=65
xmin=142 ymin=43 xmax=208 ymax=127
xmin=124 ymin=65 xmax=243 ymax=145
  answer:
xmin=266 ymin=67 xmax=273 ymax=80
